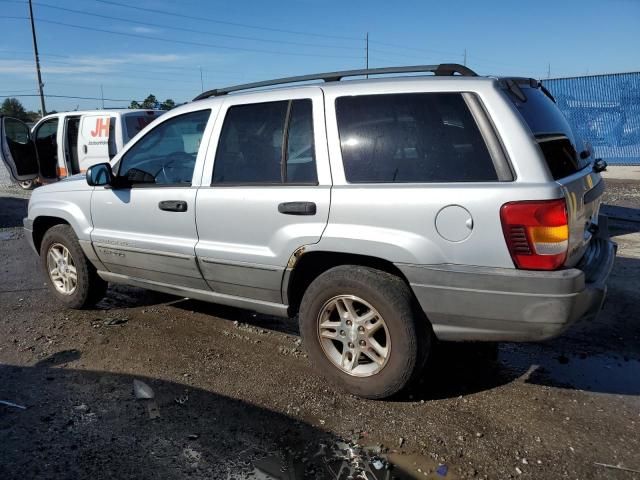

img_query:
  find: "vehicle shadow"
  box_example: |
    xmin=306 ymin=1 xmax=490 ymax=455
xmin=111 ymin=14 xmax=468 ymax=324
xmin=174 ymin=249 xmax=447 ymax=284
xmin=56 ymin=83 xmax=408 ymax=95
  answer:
xmin=0 ymin=360 xmax=337 ymax=480
xmin=172 ymin=298 xmax=300 ymax=336
xmin=601 ymin=203 xmax=640 ymax=235
xmin=0 ymin=196 xmax=28 ymax=228
xmin=0 ymin=359 xmax=434 ymax=480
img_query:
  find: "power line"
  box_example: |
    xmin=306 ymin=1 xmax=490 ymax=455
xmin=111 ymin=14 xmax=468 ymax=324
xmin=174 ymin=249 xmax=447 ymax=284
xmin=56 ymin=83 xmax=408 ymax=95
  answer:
xmin=91 ymin=0 xmax=362 ymax=41
xmin=29 ymin=1 xmax=361 ymax=51
xmin=0 ymin=16 xmax=362 ymax=60
xmin=0 ymin=93 xmax=132 ymax=101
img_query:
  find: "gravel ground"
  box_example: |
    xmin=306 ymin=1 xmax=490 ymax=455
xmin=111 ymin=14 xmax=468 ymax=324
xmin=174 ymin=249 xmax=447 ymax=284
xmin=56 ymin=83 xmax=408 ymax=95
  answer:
xmin=0 ymin=181 xmax=639 ymax=479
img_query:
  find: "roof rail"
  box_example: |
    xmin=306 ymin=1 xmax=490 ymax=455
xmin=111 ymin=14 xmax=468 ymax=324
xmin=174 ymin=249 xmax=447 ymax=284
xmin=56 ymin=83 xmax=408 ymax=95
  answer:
xmin=193 ymin=63 xmax=477 ymax=101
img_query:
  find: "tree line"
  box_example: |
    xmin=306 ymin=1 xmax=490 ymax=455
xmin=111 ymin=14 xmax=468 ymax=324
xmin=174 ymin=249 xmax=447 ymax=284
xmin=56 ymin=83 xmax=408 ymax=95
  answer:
xmin=1 ymin=94 xmax=178 ymax=122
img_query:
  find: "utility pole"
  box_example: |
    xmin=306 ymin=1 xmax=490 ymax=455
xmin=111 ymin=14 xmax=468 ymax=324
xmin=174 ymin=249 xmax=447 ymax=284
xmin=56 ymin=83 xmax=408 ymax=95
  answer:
xmin=463 ymin=49 xmax=467 ymax=66
xmin=100 ymin=84 xmax=104 ymax=109
xmin=547 ymin=62 xmax=551 ymax=79
xmin=28 ymin=0 xmax=46 ymax=117
xmin=199 ymin=66 xmax=204 ymax=92
xmin=365 ymin=32 xmax=369 ymax=77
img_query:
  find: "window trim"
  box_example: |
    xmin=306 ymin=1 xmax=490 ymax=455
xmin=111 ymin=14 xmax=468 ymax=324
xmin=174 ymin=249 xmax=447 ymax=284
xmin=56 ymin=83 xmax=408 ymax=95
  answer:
xmin=462 ymin=92 xmax=514 ymax=182
xmin=334 ymin=91 xmax=507 ymax=185
xmin=115 ymin=108 xmax=211 ymax=188
xmin=211 ymin=98 xmax=319 ymax=187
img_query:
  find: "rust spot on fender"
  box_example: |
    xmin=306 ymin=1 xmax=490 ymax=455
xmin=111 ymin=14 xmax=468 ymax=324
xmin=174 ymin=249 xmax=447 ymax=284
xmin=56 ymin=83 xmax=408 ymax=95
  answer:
xmin=287 ymin=246 xmax=306 ymax=268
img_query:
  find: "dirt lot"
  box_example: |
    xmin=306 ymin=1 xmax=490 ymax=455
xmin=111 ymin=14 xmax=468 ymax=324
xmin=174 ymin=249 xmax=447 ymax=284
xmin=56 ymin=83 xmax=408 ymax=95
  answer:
xmin=0 ymin=179 xmax=639 ymax=479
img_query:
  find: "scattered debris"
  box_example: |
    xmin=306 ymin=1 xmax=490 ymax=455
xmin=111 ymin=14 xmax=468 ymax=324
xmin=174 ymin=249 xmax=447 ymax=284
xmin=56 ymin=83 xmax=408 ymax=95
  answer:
xmin=175 ymin=393 xmax=189 ymax=405
xmin=147 ymin=402 xmax=161 ymax=419
xmin=182 ymin=446 xmax=202 ymax=467
xmin=133 ymin=379 xmax=155 ymax=400
xmin=594 ymin=462 xmax=640 ymax=474
xmin=73 ymin=403 xmax=90 ymax=413
xmin=515 ymin=466 xmax=522 ymax=474
xmin=187 ymin=433 xmax=200 ymax=440
xmin=436 ymin=464 xmax=448 ymax=477
xmin=104 ymin=317 xmax=128 ymax=326
xmin=0 ymin=400 xmax=26 ymax=410
xmin=398 ymin=437 xmax=405 ymax=448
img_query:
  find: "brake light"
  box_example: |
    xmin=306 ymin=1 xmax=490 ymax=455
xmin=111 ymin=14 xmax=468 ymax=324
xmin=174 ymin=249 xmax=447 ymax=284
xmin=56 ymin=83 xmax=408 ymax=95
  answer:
xmin=500 ymin=199 xmax=569 ymax=270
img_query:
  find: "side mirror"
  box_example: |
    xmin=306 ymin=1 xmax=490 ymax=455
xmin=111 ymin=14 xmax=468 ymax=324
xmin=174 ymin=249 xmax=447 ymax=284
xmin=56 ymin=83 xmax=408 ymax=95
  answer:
xmin=86 ymin=162 xmax=113 ymax=186
xmin=593 ymin=158 xmax=607 ymax=173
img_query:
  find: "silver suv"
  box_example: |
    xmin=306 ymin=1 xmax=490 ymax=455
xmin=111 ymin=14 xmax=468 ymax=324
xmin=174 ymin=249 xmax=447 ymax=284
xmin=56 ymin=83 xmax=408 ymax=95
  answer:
xmin=16 ymin=64 xmax=616 ymax=399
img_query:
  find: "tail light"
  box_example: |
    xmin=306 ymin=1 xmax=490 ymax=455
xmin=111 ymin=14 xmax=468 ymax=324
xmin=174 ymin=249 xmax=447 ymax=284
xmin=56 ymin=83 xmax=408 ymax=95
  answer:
xmin=500 ymin=199 xmax=569 ymax=270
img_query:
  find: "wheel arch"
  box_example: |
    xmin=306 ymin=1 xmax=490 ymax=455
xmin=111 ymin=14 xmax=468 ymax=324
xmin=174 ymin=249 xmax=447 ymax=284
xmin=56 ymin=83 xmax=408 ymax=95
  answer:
xmin=32 ymin=216 xmax=70 ymax=254
xmin=285 ymin=250 xmax=412 ymax=316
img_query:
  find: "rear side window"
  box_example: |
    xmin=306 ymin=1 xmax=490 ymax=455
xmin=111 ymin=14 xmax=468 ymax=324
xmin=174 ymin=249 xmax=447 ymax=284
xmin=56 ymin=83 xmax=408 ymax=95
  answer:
xmin=504 ymin=84 xmax=587 ymax=179
xmin=212 ymin=99 xmax=317 ymax=185
xmin=335 ymin=93 xmax=497 ymax=183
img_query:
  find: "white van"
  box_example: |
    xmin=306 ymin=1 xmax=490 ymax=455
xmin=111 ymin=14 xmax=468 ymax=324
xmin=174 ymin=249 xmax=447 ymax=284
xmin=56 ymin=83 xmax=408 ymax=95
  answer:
xmin=0 ymin=109 xmax=164 ymax=189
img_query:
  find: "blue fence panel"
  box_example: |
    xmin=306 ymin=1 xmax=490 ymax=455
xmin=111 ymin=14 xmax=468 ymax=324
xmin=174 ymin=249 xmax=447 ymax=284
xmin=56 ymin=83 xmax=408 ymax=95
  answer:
xmin=543 ymin=73 xmax=640 ymax=165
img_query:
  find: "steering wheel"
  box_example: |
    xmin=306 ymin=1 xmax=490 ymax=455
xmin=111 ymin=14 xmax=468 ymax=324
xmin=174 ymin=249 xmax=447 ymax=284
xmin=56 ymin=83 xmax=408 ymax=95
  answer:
xmin=155 ymin=152 xmax=194 ymax=184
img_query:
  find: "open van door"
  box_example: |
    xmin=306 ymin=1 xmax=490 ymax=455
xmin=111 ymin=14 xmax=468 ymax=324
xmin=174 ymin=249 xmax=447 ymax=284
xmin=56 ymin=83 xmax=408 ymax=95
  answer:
xmin=0 ymin=116 xmax=39 ymax=181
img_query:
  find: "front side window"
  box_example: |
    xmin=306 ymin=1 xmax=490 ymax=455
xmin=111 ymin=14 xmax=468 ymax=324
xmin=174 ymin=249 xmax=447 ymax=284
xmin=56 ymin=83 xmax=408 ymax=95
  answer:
xmin=336 ymin=93 xmax=497 ymax=183
xmin=118 ymin=109 xmax=210 ymax=186
xmin=212 ymin=99 xmax=317 ymax=185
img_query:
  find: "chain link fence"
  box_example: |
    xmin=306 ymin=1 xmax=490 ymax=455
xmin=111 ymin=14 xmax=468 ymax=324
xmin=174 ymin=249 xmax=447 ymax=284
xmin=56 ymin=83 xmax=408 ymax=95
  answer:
xmin=543 ymin=72 xmax=640 ymax=165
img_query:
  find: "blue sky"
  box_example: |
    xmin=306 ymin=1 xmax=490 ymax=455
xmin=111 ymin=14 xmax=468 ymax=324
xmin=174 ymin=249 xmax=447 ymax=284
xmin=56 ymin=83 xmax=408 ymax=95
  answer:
xmin=1 ymin=0 xmax=639 ymax=112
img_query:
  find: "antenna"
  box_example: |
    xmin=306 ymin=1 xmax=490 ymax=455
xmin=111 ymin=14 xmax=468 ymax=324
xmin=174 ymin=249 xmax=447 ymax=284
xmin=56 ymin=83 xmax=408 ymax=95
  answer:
xmin=365 ymin=32 xmax=369 ymax=78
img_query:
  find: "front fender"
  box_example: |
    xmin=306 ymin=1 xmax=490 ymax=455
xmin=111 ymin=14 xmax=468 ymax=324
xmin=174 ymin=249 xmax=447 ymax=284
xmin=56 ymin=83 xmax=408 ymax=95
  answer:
xmin=28 ymin=191 xmax=93 ymax=242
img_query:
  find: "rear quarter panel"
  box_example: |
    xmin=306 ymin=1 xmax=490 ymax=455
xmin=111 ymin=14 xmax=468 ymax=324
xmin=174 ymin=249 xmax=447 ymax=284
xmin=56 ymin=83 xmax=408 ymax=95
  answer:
xmin=318 ymin=78 xmax=565 ymax=268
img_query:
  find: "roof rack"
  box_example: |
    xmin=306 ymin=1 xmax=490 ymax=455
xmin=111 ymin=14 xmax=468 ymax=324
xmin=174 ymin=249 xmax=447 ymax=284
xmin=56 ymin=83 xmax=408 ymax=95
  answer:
xmin=193 ymin=63 xmax=477 ymax=101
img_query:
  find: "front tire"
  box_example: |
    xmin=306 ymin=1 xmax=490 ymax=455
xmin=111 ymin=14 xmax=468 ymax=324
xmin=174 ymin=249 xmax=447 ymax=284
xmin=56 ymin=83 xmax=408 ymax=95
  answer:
xmin=40 ymin=224 xmax=107 ymax=309
xmin=18 ymin=179 xmax=36 ymax=190
xmin=299 ymin=265 xmax=430 ymax=399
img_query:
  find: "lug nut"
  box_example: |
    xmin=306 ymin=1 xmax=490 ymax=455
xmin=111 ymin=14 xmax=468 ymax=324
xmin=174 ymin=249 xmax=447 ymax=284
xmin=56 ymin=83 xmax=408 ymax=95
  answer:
xmin=340 ymin=330 xmax=346 ymax=337
xmin=359 ymin=340 xmax=366 ymax=347
xmin=348 ymin=342 xmax=354 ymax=349
xmin=346 ymin=320 xmax=352 ymax=326
xmin=358 ymin=326 xmax=365 ymax=333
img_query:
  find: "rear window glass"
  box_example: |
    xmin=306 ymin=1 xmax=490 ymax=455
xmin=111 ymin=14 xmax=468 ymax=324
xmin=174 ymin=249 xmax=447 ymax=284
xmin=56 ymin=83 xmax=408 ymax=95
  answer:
xmin=335 ymin=93 xmax=497 ymax=183
xmin=124 ymin=113 xmax=162 ymax=143
xmin=505 ymin=85 xmax=588 ymax=179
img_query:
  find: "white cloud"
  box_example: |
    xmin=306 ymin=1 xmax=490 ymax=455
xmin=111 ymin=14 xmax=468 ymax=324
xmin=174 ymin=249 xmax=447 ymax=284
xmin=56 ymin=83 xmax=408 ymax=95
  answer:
xmin=132 ymin=26 xmax=159 ymax=34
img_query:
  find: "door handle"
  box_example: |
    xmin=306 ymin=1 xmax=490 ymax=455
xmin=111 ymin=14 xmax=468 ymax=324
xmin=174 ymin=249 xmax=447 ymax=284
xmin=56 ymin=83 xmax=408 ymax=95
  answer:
xmin=159 ymin=200 xmax=188 ymax=212
xmin=278 ymin=201 xmax=316 ymax=215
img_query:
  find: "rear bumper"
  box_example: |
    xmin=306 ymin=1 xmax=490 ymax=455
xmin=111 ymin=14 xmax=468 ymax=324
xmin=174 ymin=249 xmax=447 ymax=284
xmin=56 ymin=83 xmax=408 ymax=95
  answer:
xmin=397 ymin=221 xmax=617 ymax=342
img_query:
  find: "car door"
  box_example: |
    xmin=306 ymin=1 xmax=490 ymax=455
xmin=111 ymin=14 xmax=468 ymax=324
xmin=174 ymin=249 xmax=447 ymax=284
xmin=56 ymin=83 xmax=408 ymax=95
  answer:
xmin=195 ymin=88 xmax=331 ymax=303
xmin=0 ymin=116 xmax=39 ymax=181
xmin=90 ymin=108 xmax=214 ymax=290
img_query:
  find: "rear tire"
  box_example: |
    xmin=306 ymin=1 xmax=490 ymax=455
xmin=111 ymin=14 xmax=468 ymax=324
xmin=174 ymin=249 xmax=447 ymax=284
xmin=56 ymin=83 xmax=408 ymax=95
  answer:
xmin=299 ymin=265 xmax=430 ymax=399
xmin=40 ymin=224 xmax=107 ymax=309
